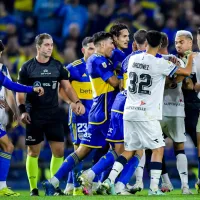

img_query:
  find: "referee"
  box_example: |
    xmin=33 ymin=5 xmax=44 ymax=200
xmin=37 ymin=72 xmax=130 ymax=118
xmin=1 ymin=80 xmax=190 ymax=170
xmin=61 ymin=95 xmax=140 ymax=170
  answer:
xmin=16 ymin=33 xmax=85 ymax=196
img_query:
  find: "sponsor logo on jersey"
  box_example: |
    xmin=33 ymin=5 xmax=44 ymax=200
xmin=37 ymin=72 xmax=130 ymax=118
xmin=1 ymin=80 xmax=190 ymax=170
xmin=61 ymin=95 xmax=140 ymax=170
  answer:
xmin=41 ymin=69 xmax=51 ymax=75
xmin=42 ymin=83 xmax=51 ymax=87
xmin=33 ymin=81 xmax=41 ymax=87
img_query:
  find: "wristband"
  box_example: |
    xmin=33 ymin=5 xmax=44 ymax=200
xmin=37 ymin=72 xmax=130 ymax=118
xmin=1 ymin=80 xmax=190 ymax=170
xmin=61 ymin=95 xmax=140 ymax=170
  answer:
xmin=18 ymin=104 xmax=26 ymax=114
xmin=75 ymin=100 xmax=81 ymax=104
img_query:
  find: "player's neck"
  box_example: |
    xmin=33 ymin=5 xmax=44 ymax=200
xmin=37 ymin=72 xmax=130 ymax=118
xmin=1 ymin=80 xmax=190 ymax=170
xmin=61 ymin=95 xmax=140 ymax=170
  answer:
xmin=95 ymin=50 xmax=105 ymax=57
xmin=36 ymin=54 xmax=50 ymax=63
xmin=158 ymin=48 xmax=168 ymax=55
xmin=146 ymin=46 xmax=158 ymax=56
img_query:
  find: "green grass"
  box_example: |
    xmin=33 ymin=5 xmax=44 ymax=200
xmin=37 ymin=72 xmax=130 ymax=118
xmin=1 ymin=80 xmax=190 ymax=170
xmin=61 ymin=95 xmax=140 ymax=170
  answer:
xmin=1 ymin=190 xmax=200 ymax=200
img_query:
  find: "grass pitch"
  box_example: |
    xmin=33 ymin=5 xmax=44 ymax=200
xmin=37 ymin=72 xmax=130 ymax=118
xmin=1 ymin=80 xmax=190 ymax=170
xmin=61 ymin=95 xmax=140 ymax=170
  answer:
xmin=1 ymin=189 xmax=200 ymax=200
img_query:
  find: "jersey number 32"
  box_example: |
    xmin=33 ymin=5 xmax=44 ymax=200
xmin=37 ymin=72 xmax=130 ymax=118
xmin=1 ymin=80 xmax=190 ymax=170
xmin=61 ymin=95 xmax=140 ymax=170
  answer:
xmin=128 ymin=72 xmax=152 ymax=95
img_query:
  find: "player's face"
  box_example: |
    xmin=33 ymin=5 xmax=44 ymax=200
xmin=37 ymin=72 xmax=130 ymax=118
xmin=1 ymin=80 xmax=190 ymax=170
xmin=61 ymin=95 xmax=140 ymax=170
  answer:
xmin=197 ymin=34 xmax=200 ymax=50
xmin=115 ymin=29 xmax=129 ymax=50
xmin=104 ymin=38 xmax=115 ymax=57
xmin=39 ymin=39 xmax=53 ymax=57
xmin=175 ymin=36 xmax=192 ymax=55
xmin=83 ymin=42 xmax=95 ymax=60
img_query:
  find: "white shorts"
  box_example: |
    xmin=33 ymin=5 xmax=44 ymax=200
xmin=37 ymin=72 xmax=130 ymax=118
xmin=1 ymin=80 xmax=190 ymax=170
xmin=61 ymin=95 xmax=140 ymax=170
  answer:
xmin=160 ymin=116 xmax=186 ymax=143
xmin=124 ymin=120 xmax=165 ymax=151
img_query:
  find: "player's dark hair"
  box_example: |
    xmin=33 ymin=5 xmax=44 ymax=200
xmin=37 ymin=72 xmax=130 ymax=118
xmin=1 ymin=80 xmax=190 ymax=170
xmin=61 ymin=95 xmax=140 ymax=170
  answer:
xmin=110 ymin=23 xmax=129 ymax=37
xmin=197 ymin=27 xmax=200 ymax=35
xmin=160 ymin=32 xmax=168 ymax=48
xmin=92 ymin=31 xmax=113 ymax=45
xmin=133 ymin=29 xmax=147 ymax=45
xmin=146 ymin=30 xmax=162 ymax=48
xmin=82 ymin=37 xmax=93 ymax=47
xmin=0 ymin=40 xmax=4 ymax=52
xmin=35 ymin=33 xmax=52 ymax=46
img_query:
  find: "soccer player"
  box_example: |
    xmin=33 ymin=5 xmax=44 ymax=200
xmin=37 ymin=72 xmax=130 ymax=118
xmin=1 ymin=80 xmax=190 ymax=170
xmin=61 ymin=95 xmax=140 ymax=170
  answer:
xmin=191 ymin=28 xmax=200 ymax=193
xmin=63 ymin=37 xmax=95 ymax=196
xmin=88 ymin=23 xmax=130 ymax=189
xmin=102 ymin=30 xmax=196 ymax=196
xmin=16 ymin=33 xmax=85 ymax=196
xmin=175 ymin=30 xmax=200 ymax=192
xmin=110 ymin=23 xmax=129 ymax=70
xmin=42 ymin=31 xmax=119 ymax=196
xmin=0 ymin=40 xmax=44 ymax=197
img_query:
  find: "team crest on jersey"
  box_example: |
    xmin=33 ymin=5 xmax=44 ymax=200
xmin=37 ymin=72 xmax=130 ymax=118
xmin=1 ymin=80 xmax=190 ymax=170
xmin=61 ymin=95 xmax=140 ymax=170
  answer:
xmin=33 ymin=81 xmax=41 ymax=87
xmin=102 ymin=62 xmax=107 ymax=68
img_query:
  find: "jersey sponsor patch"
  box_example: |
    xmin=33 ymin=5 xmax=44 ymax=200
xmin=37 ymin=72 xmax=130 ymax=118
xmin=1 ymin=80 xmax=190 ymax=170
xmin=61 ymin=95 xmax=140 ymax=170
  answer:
xmin=33 ymin=81 xmax=41 ymax=87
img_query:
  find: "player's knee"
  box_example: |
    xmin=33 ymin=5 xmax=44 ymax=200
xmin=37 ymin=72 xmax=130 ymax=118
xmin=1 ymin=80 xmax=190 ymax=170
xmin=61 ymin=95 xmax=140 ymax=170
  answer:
xmin=52 ymin=148 xmax=64 ymax=157
xmin=174 ymin=142 xmax=184 ymax=151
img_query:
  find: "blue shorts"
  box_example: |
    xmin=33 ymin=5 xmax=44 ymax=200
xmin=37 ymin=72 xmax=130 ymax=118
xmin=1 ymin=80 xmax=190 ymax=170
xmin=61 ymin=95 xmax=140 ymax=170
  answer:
xmin=80 ymin=120 xmax=109 ymax=148
xmin=0 ymin=124 xmax=6 ymax=139
xmin=70 ymin=121 xmax=88 ymax=145
xmin=106 ymin=111 xmax=124 ymax=143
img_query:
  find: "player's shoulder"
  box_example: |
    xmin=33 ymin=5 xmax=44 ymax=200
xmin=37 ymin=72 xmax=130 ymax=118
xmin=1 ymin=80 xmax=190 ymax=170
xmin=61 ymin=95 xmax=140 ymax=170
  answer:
xmin=71 ymin=59 xmax=84 ymax=67
xmin=88 ymin=53 xmax=107 ymax=66
xmin=50 ymin=57 xmax=63 ymax=67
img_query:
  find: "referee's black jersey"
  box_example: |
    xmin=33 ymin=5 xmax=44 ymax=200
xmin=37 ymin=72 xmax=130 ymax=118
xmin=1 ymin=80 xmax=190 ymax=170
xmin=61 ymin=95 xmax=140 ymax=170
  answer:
xmin=18 ymin=57 xmax=69 ymax=110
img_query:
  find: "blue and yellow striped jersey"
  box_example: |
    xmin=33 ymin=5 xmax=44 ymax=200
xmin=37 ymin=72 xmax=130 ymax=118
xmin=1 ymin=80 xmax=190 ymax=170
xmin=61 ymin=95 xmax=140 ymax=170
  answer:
xmin=87 ymin=53 xmax=116 ymax=124
xmin=111 ymin=48 xmax=127 ymax=70
xmin=66 ymin=58 xmax=93 ymax=124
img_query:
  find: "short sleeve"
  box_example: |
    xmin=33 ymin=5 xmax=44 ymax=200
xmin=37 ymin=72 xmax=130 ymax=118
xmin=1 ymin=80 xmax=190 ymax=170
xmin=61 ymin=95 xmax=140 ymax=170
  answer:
xmin=17 ymin=64 xmax=29 ymax=84
xmin=159 ymin=58 xmax=178 ymax=77
xmin=59 ymin=65 xmax=69 ymax=81
xmin=96 ymin=61 xmax=114 ymax=82
xmin=66 ymin=64 xmax=75 ymax=82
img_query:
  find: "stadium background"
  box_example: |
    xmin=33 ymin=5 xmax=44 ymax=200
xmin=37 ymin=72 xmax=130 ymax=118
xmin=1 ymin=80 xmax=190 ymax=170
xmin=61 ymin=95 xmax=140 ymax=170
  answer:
xmin=0 ymin=0 xmax=200 ymax=190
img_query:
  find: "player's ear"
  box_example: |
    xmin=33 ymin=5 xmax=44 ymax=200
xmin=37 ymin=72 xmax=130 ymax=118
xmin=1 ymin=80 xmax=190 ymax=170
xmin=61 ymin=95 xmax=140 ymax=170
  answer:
xmin=81 ymin=47 xmax=85 ymax=54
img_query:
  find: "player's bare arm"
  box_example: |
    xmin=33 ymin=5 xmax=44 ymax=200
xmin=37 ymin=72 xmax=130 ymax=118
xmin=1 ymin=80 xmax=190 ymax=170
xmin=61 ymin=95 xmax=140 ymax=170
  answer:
xmin=60 ymin=79 xmax=85 ymax=115
xmin=5 ymin=89 xmax=20 ymax=123
xmin=59 ymin=86 xmax=79 ymax=115
xmin=16 ymin=92 xmax=31 ymax=124
xmin=175 ymin=52 xmax=197 ymax=76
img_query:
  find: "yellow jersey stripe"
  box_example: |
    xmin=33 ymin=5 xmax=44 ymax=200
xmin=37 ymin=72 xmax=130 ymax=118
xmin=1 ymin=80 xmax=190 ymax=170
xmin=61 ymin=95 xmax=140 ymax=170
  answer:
xmin=90 ymin=77 xmax=114 ymax=98
xmin=111 ymin=109 xmax=124 ymax=114
xmin=106 ymin=139 xmax=124 ymax=143
xmin=80 ymin=144 xmax=102 ymax=148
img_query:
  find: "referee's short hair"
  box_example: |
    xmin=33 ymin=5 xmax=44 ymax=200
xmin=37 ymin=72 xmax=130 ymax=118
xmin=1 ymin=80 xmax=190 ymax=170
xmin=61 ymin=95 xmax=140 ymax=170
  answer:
xmin=0 ymin=40 xmax=4 ymax=52
xmin=82 ymin=37 xmax=93 ymax=47
xmin=35 ymin=33 xmax=52 ymax=46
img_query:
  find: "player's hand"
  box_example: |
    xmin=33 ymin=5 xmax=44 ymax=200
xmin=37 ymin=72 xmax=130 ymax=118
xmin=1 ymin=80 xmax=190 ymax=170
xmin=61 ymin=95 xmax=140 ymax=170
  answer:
xmin=76 ymin=102 xmax=85 ymax=115
xmin=21 ymin=112 xmax=31 ymax=124
xmin=70 ymin=102 xmax=79 ymax=115
xmin=33 ymin=87 xmax=44 ymax=96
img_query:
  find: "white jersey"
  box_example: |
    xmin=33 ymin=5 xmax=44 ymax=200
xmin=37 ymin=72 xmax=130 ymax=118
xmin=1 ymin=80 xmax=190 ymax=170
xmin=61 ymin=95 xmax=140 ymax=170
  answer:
xmin=0 ymin=63 xmax=11 ymax=126
xmin=124 ymin=52 xmax=177 ymax=121
xmin=193 ymin=53 xmax=200 ymax=99
xmin=163 ymin=82 xmax=185 ymax=117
